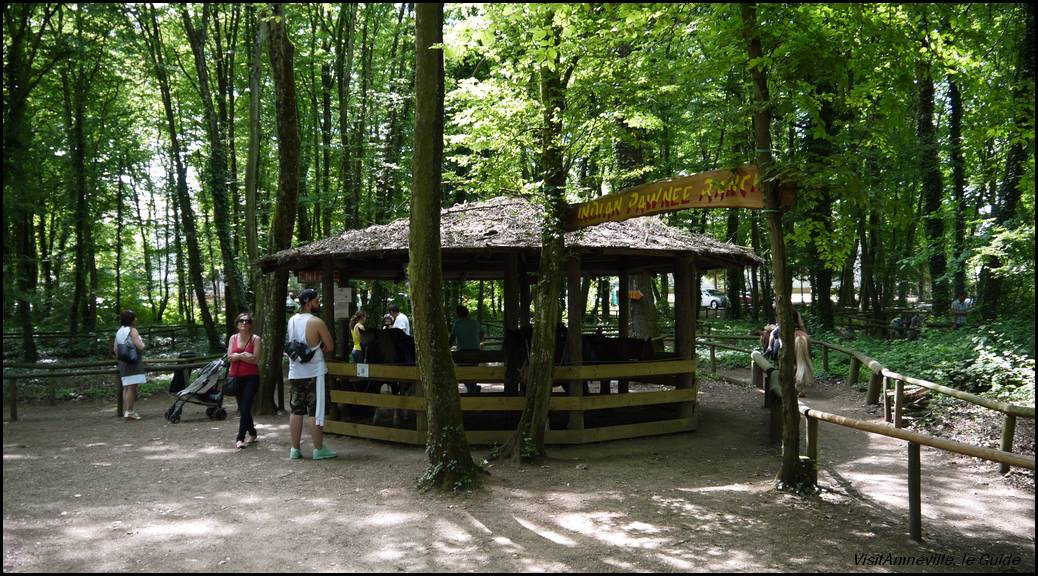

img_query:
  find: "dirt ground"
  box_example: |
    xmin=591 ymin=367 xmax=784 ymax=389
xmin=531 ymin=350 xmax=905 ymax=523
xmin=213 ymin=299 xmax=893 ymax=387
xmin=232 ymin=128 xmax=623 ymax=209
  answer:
xmin=3 ymin=375 xmax=1034 ymax=573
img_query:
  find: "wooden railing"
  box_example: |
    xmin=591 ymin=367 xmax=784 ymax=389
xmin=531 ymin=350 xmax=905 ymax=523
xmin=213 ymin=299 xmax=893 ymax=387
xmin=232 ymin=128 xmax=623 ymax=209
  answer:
xmin=3 ymin=355 xmax=220 ymax=421
xmin=323 ymin=358 xmax=697 ymax=445
xmin=750 ymin=350 xmax=1035 ymax=542
xmin=711 ymin=332 xmax=1034 ymax=475
xmin=3 ymin=324 xmax=191 ymax=340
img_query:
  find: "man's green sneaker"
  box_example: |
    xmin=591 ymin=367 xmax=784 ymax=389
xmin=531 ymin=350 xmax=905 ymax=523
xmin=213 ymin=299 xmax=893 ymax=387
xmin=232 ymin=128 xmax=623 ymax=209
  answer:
xmin=289 ymin=448 xmax=302 ymax=460
xmin=313 ymin=446 xmax=337 ymax=460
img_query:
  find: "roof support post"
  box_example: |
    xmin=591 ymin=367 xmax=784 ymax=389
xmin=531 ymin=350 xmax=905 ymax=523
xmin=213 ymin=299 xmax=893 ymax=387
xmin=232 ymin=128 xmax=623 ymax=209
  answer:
xmin=618 ymin=267 xmax=630 ymax=338
xmin=504 ymin=253 xmax=520 ymax=333
xmin=322 ymin=258 xmax=338 ymax=360
xmin=519 ymin=261 xmax=532 ymax=330
xmin=674 ymin=256 xmax=695 ymax=421
xmin=567 ymin=254 xmax=584 ymax=431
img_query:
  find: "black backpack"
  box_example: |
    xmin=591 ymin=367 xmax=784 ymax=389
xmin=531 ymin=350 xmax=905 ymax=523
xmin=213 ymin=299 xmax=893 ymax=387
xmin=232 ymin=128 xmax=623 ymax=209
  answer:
xmin=284 ymin=340 xmax=317 ymax=363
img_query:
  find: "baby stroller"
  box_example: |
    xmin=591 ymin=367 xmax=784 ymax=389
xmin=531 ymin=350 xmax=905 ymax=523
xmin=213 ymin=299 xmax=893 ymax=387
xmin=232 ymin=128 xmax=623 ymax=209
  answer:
xmin=164 ymin=355 xmax=229 ymax=424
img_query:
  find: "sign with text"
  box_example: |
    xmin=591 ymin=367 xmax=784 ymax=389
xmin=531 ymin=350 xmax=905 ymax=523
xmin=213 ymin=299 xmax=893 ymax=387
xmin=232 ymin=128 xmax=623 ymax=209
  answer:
xmin=565 ymin=165 xmax=792 ymax=231
xmin=333 ymin=286 xmax=352 ymax=320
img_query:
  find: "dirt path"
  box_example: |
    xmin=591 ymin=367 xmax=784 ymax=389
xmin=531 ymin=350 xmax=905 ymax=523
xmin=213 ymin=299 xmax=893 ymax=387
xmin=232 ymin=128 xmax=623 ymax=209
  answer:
xmin=3 ymin=375 xmax=1033 ymax=572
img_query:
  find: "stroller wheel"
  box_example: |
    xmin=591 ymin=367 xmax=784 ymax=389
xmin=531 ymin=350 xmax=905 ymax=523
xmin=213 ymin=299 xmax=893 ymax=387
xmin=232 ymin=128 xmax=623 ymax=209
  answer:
xmin=213 ymin=408 xmax=228 ymax=421
xmin=205 ymin=406 xmax=215 ymax=418
xmin=164 ymin=407 xmax=174 ymax=421
xmin=169 ymin=412 xmax=180 ymax=424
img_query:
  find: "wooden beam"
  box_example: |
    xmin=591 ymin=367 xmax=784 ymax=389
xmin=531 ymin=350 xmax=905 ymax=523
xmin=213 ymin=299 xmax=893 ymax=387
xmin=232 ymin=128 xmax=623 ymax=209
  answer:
xmin=323 ymin=419 xmax=423 ymax=444
xmin=330 ymin=390 xmax=425 ymax=410
xmin=552 ymin=359 xmax=695 ymax=380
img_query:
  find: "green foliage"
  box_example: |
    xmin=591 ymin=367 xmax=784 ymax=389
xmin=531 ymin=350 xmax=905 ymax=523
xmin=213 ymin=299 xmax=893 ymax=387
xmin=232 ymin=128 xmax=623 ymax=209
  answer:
xmin=817 ymin=319 xmax=1035 ymax=404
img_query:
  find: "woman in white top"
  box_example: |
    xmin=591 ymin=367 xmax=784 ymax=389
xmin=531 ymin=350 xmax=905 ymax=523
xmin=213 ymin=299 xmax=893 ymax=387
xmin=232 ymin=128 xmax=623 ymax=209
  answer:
xmin=114 ymin=310 xmax=146 ymax=420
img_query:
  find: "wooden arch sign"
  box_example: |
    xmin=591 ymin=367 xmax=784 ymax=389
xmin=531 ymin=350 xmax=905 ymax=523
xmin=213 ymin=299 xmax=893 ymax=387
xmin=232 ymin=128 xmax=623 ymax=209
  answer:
xmin=564 ymin=165 xmax=794 ymax=231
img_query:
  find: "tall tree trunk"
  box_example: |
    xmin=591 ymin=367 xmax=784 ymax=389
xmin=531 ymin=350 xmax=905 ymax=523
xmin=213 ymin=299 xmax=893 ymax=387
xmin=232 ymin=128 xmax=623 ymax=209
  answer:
xmin=336 ymin=4 xmax=358 ymax=230
xmin=750 ymin=210 xmax=763 ymax=324
xmin=838 ymin=238 xmax=858 ymax=309
xmin=182 ymin=4 xmax=245 ymax=334
xmin=948 ymin=78 xmax=967 ymax=297
xmin=744 ymin=2 xmax=803 ymax=488
xmin=979 ymin=3 xmax=1034 ymax=319
xmin=132 ymin=177 xmax=157 ymax=319
xmin=725 ymin=209 xmax=743 ymax=320
xmin=137 ymin=3 xmax=220 ymax=349
xmin=804 ymin=83 xmax=837 ymax=330
xmin=411 ymin=3 xmax=481 ymax=491
xmin=375 ymin=5 xmax=412 ymax=225
xmin=350 ymin=6 xmax=373 ymax=228
xmin=916 ymin=28 xmax=949 ymax=316
xmin=257 ymin=3 xmax=302 ymax=415
xmin=244 ymin=6 xmax=264 ymax=268
xmin=320 ymin=34 xmax=334 ymax=237
xmin=115 ymin=164 xmax=125 ymax=316
xmin=1 ymin=4 xmax=57 ymax=360
xmin=493 ymin=8 xmax=570 ymax=463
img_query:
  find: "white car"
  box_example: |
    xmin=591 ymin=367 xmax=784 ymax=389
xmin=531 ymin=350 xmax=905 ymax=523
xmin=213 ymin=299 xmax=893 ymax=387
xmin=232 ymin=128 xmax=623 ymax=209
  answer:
xmin=701 ymin=288 xmax=729 ymax=309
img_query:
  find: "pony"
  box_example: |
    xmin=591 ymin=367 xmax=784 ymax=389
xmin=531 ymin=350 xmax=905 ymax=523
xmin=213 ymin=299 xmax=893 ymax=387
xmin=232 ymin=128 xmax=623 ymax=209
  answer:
xmin=761 ymin=324 xmax=781 ymax=360
xmin=793 ymin=329 xmax=815 ymax=396
xmin=760 ymin=324 xmax=814 ymax=396
xmin=358 ymin=328 xmax=416 ymax=426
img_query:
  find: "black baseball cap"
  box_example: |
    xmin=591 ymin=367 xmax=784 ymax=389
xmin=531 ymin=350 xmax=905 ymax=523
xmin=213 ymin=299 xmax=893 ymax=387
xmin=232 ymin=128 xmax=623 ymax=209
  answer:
xmin=298 ymin=288 xmax=319 ymax=305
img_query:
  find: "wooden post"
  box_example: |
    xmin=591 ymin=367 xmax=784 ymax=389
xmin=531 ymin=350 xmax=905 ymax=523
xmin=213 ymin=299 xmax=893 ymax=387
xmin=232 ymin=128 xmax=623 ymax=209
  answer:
xmin=807 ymin=416 xmax=818 ymax=462
xmin=751 ymin=361 xmax=763 ymax=392
xmin=848 ymin=356 xmax=861 ymax=389
xmin=709 ymin=344 xmax=716 ymax=373
xmin=674 ymin=256 xmax=694 ymax=422
xmin=894 ymin=379 xmax=904 ymax=428
xmin=519 ymin=261 xmax=531 ymax=330
xmin=116 ymin=376 xmax=124 ymax=418
xmin=908 ymin=441 xmax=922 ymax=541
xmin=336 ymin=274 xmax=351 ymax=362
xmin=769 ymin=369 xmax=782 ymax=443
xmin=7 ymin=378 xmax=17 ymax=421
xmin=882 ymin=377 xmax=892 ymax=423
xmin=503 ymin=253 xmax=520 ymax=333
xmin=866 ymin=365 xmax=883 ymax=405
xmin=616 ymin=267 xmax=632 ymax=395
xmin=322 ymin=258 xmax=337 ymax=360
xmin=822 ymin=345 xmax=829 ymax=372
xmin=567 ymin=256 xmax=584 ymax=431
xmin=618 ymin=267 xmax=630 ymax=339
xmin=1000 ymin=415 xmax=1017 ymax=475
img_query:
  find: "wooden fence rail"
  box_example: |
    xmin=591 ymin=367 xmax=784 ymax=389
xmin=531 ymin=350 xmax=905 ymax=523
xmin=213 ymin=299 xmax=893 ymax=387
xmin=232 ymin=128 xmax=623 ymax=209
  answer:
xmin=3 ymin=357 xmax=219 ymax=421
xmin=749 ymin=349 xmax=1034 ymax=542
xmin=806 ymin=339 xmax=1034 ymax=475
xmin=799 ymin=404 xmax=1035 ymax=542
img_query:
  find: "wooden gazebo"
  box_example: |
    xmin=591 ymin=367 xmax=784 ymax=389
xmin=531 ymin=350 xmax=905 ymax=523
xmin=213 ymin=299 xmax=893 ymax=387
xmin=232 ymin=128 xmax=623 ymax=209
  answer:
xmin=257 ymin=196 xmax=761 ymax=445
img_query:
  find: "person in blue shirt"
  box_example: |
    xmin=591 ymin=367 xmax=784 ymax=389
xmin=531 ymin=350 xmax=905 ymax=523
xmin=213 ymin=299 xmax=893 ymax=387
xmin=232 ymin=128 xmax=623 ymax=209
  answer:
xmin=450 ymin=305 xmax=484 ymax=393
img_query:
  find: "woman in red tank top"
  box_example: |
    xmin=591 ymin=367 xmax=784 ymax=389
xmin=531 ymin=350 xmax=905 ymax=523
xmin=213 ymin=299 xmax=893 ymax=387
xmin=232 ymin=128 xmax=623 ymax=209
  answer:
xmin=227 ymin=312 xmax=263 ymax=449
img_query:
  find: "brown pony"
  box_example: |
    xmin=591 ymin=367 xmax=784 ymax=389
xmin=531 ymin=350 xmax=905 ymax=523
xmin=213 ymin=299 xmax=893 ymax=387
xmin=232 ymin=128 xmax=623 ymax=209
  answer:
xmin=794 ymin=329 xmax=815 ymax=396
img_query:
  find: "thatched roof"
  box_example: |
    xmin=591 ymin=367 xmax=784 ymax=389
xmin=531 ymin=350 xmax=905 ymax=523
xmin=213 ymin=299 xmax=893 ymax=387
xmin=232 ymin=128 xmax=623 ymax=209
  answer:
xmin=257 ymin=196 xmax=761 ymax=279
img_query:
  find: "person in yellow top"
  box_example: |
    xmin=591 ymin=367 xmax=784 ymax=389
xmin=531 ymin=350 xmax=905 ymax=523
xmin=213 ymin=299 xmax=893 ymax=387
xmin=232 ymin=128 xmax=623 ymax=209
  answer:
xmin=349 ymin=310 xmax=368 ymax=363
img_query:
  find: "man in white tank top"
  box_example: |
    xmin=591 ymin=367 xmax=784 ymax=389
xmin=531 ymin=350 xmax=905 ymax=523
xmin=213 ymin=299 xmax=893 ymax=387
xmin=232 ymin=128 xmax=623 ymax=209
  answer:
xmin=287 ymin=288 xmax=337 ymax=460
